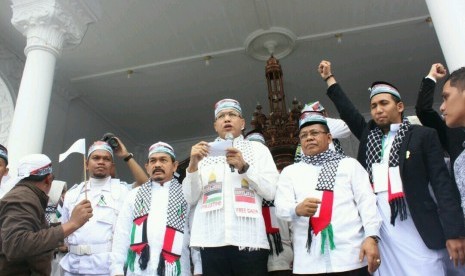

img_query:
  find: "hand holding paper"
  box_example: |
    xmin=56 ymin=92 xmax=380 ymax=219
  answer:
xmin=208 ymin=140 xmax=233 ymax=157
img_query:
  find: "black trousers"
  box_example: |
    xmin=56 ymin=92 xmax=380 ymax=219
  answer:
xmin=200 ymin=246 xmax=269 ymax=276
xmin=296 ymin=266 xmax=370 ymax=276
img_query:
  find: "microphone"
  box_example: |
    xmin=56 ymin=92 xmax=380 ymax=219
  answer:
xmin=225 ymin=133 xmax=235 ymax=172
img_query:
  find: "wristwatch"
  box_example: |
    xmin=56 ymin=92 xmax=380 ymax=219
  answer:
xmin=238 ymin=162 xmax=250 ymax=174
xmin=369 ymin=235 xmax=381 ymax=244
xmin=124 ymin=153 xmax=134 ymax=162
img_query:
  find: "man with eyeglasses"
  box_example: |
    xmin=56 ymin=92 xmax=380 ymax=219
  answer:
xmin=318 ymin=60 xmax=465 ymax=275
xmin=294 ymin=101 xmax=351 ymax=163
xmin=275 ymin=112 xmax=381 ymax=275
xmin=183 ymin=98 xmax=279 ymax=275
xmin=0 ymin=154 xmax=92 ymax=275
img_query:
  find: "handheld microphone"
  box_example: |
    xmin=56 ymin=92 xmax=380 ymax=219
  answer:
xmin=225 ymin=133 xmax=235 ymax=172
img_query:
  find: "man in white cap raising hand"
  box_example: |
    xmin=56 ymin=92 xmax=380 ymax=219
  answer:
xmin=60 ymin=141 xmax=129 ymax=276
xmin=0 ymin=153 xmax=92 ymax=275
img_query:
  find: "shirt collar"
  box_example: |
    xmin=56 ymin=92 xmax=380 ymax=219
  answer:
xmin=390 ymin=123 xmax=401 ymax=132
xmin=152 ymin=178 xmax=172 ymax=187
xmin=216 ymin=134 xmax=244 ymax=142
xmin=80 ymin=176 xmax=112 ymax=193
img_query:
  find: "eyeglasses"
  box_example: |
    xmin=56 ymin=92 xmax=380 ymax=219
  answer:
xmin=216 ymin=111 xmax=241 ymax=121
xmin=299 ymin=130 xmax=328 ymax=140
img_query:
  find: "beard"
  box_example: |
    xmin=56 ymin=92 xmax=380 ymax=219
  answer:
xmin=152 ymin=175 xmax=165 ymax=182
xmin=375 ymin=120 xmax=390 ymax=132
xmin=92 ymin=171 xmax=108 ymax=179
xmin=151 ymin=168 xmax=166 ymax=182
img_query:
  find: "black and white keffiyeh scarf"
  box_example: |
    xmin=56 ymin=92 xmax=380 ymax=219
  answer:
xmin=301 ymin=149 xmax=344 ymax=253
xmin=295 ymin=140 xmax=345 ymax=163
xmin=127 ymin=178 xmax=187 ymax=275
xmin=366 ymin=117 xmax=411 ymax=225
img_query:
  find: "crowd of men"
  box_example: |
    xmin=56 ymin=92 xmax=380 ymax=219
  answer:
xmin=0 ymin=60 xmax=464 ymax=276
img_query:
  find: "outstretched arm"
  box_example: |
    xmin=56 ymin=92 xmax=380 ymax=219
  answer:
xmin=318 ymin=60 xmax=368 ymax=140
xmin=415 ymin=63 xmax=449 ymax=151
xmin=114 ymin=137 xmax=149 ymax=187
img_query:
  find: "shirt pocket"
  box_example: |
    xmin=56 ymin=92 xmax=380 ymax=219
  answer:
xmin=95 ymin=205 xmax=118 ymax=226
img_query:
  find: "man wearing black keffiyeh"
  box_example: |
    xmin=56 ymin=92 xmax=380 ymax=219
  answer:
xmin=275 ymin=112 xmax=381 ymax=275
xmin=319 ymin=60 xmax=465 ymax=275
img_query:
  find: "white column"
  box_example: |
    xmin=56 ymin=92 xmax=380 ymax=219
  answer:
xmin=7 ymin=0 xmax=97 ymax=174
xmin=425 ymin=0 xmax=465 ymax=71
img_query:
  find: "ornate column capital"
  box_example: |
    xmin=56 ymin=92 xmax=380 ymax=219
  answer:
xmin=10 ymin=0 xmax=98 ymax=56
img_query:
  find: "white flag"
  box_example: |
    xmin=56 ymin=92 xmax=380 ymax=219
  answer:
xmin=59 ymin=138 xmax=86 ymax=162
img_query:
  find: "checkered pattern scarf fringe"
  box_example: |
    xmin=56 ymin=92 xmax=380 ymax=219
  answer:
xmin=262 ymin=199 xmax=283 ymax=255
xmin=301 ymin=149 xmax=343 ymax=253
xmin=127 ymin=179 xmax=187 ymax=275
xmin=366 ymin=118 xmax=411 ymax=225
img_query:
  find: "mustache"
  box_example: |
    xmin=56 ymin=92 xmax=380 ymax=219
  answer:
xmin=152 ymin=168 xmax=165 ymax=175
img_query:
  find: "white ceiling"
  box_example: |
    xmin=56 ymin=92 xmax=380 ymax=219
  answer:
xmin=0 ymin=0 xmax=446 ymax=157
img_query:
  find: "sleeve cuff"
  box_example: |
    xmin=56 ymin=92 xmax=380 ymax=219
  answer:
xmin=111 ymin=267 xmax=125 ymax=276
xmin=291 ymin=203 xmax=300 ymax=220
xmin=364 ymin=228 xmax=380 ymax=239
xmin=425 ymin=76 xmax=437 ymax=83
xmin=185 ymin=169 xmax=199 ymax=179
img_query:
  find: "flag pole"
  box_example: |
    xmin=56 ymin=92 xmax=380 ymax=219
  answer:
xmin=83 ymin=155 xmax=87 ymax=200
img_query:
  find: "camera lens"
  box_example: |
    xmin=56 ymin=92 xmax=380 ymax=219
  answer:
xmin=101 ymin=133 xmax=119 ymax=149
xmin=107 ymin=137 xmax=119 ymax=149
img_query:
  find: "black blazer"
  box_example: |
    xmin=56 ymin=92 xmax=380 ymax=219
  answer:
xmin=326 ymin=83 xmax=465 ymax=249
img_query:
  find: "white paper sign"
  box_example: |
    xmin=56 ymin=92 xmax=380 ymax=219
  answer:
xmin=388 ymin=166 xmax=403 ymax=194
xmin=208 ymin=140 xmax=233 ymax=157
xmin=372 ymin=163 xmax=389 ymax=193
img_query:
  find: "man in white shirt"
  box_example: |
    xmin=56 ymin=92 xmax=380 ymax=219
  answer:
xmin=111 ymin=142 xmax=190 ymax=276
xmin=60 ymin=141 xmax=129 ymax=276
xmin=183 ymin=98 xmax=279 ymax=275
xmin=275 ymin=112 xmax=381 ymax=275
xmin=0 ymin=144 xmax=10 ymax=199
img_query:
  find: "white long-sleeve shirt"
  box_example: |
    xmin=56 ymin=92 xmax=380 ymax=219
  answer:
xmin=183 ymin=136 xmax=279 ymax=249
xmin=275 ymin=158 xmax=381 ymax=274
xmin=111 ymin=180 xmax=191 ymax=276
xmin=60 ymin=177 xmax=128 ymax=275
